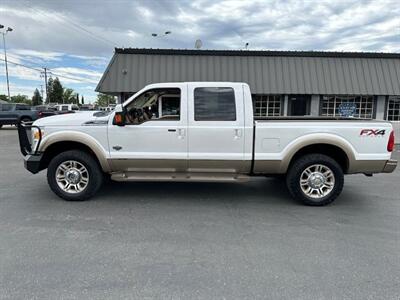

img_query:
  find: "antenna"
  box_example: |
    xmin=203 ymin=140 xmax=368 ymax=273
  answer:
xmin=195 ymin=39 xmax=203 ymax=49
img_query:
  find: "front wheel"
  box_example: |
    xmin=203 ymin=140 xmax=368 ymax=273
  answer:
xmin=47 ymin=150 xmax=103 ymax=201
xmin=286 ymin=154 xmax=344 ymax=206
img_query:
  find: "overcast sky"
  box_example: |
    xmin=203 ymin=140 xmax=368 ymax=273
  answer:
xmin=1 ymin=0 xmax=399 ymax=103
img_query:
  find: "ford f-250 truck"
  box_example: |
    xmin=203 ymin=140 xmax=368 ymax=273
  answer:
xmin=18 ymin=82 xmax=397 ymax=206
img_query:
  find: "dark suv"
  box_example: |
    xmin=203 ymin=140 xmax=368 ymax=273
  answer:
xmin=0 ymin=103 xmax=39 ymax=128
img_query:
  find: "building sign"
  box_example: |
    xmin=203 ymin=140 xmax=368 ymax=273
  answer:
xmin=338 ymin=103 xmax=357 ymax=117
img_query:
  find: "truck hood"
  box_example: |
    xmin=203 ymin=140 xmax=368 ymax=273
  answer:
xmin=33 ymin=111 xmax=111 ymax=127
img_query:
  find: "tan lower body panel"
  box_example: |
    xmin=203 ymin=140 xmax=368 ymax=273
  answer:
xmin=188 ymin=159 xmax=251 ymax=173
xmin=347 ymin=160 xmax=388 ymax=174
xmin=109 ymin=158 xmax=393 ymax=178
xmin=253 ymin=159 xmax=391 ymax=175
xmin=109 ymin=159 xmax=187 ymax=173
xmin=109 ymin=159 xmax=252 ymax=173
xmin=253 ymin=160 xmax=285 ymax=174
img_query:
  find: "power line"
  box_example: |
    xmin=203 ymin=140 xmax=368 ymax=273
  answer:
xmin=0 ymin=57 xmax=43 ymax=72
xmin=0 ymin=58 xmax=95 ymax=87
xmin=48 ymin=71 xmax=86 ymax=82
xmin=22 ymin=2 xmax=118 ymax=47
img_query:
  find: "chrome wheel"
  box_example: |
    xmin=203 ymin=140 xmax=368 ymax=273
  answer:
xmin=55 ymin=160 xmax=89 ymax=194
xmin=300 ymin=164 xmax=335 ymax=199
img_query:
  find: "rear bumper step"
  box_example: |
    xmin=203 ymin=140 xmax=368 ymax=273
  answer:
xmin=382 ymin=159 xmax=397 ymax=173
xmin=111 ymin=172 xmax=250 ymax=182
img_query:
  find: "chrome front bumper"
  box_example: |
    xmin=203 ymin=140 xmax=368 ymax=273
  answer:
xmin=383 ymin=159 xmax=397 ymax=173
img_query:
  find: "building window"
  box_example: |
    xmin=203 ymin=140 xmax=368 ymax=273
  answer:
xmin=288 ymin=95 xmax=311 ymax=116
xmin=387 ymin=96 xmax=400 ymax=121
xmin=253 ymin=95 xmax=282 ymax=117
xmin=320 ymin=95 xmax=374 ymax=119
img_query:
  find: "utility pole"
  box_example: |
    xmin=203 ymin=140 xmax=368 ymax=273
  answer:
xmin=40 ymin=84 xmax=44 ymax=100
xmin=0 ymin=25 xmax=13 ymax=101
xmin=41 ymin=67 xmax=48 ymax=103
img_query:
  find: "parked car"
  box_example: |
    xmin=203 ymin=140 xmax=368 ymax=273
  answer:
xmin=18 ymin=82 xmax=397 ymax=205
xmin=0 ymin=103 xmax=39 ymax=128
xmin=54 ymin=104 xmax=80 ymax=112
xmin=32 ymin=105 xmax=57 ymax=118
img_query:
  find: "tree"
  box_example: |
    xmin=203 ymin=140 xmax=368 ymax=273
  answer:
xmin=81 ymin=95 xmax=84 ymax=105
xmin=95 ymin=93 xmax=115 ymax=107
xmin=46 ymin=77 xmax=54 ymax=103
xmin=32 ymin=89 xmax=43 ymax=106
xmin=51 ymin=77 xmax=63 ymax=103
xmin=76 ymin=93 xmax=79 ymax=105
xmin=62 ymin=88 xmax=76 ymax=104
xmin=47 ymin=77 xmax=63 ymax=103
xmin=11 ymin=94 xmax=31 ymax=105
xmin=0 ymin=94 xmax=8 ymax=102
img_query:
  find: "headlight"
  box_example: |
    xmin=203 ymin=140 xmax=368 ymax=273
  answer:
xmin=31 ymin=128 xmax=44 ymax=152
xmin=32 ymin=127 xmax=44 ymax=141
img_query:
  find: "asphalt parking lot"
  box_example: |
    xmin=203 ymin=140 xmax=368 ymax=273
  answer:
xmin=0 ymin=127 xmax=399 ymax=300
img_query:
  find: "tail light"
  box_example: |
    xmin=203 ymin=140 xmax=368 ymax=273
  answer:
xmin=387 ymin=130 xmax=395 ymax=152
xmin=38 ymin=111 xmax=43 ymax=118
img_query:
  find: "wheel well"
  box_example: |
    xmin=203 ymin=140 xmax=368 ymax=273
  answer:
xmin=20 ymin=116 xmax=32 ymax=121
xmin=40 ymin=141 xmax=101 ymax=170
xmin=289 ymin=144 xmax=349 ymax=173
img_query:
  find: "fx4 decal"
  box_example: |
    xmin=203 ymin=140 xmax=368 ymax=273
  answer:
xmin=360 ymin=129 xmax=386 ymax=136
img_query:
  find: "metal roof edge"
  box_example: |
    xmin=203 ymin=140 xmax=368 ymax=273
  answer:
xmin=95 ymin=52 xmax=117 ymax=92
xmin=114 ymin=48 xmax=400 ymax=59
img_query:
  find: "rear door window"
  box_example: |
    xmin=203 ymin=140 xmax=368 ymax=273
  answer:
xmin=194 ymin=87 xmax=236 ymax=121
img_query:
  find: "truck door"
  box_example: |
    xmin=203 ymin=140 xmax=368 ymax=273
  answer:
xmin=187 ymin=83 xmax=246 ymax=173
xmin=108 ymin=84 xmax=188 ymax=172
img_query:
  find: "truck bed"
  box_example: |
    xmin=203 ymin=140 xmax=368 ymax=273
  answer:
xmin=252 ymin=119 xmax=393 ymax=174
xmin=254 ymin=116 xmax=380 ymax=122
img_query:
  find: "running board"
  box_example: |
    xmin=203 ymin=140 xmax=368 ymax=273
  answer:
xmin=111 ymin=172 xmax=250 ymax=183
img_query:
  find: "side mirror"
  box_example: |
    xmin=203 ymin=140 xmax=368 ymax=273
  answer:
xmin=113 ymin=105 xmax=126 ymax=126
xmin=113 ymin=112 xmax=125 ymax=126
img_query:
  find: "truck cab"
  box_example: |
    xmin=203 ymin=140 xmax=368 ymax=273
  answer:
xmin=109 ymin=82 xmax=253 ymax=175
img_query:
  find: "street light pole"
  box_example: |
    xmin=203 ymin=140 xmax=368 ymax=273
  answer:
xmin=0 ymin=25 xmax=13 ymax=101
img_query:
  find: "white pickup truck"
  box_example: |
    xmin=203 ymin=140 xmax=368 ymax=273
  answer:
xmin=18 ymin=82 xmax=397 ymax=206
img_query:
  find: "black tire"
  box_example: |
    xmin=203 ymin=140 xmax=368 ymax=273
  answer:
xmin=0 ymin=125 xmax=2 ymax=129
xmin=47 ymin=150 xmax=103 ymax=201
xmin=286 ymin=154 xmax=344 ymax=206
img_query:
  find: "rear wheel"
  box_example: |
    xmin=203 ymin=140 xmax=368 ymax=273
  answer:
xmin=286 ymin=154 xmax=344 ymax=206
xmin=47 ymin=150 xmax=103 ymax=201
